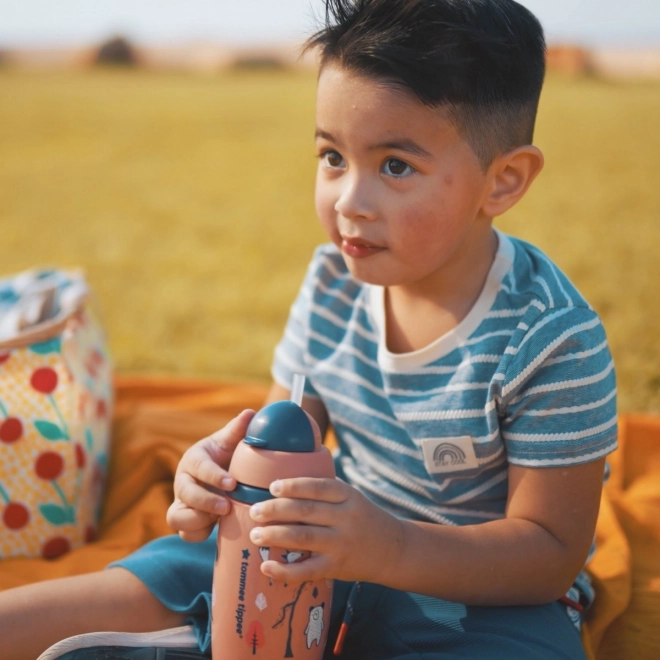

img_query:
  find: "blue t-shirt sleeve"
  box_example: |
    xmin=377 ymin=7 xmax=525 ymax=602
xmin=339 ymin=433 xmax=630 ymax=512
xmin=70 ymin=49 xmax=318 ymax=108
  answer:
xmin=271 ymin=249 xmax=321 ymax=399
xmin=499 ymin=306 xmax=618 ymax=466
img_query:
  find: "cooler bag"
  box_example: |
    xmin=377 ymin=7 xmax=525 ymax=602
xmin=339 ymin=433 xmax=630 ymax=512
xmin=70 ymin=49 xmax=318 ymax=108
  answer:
xmin=0 ymin=268 xmax=113 ymax=559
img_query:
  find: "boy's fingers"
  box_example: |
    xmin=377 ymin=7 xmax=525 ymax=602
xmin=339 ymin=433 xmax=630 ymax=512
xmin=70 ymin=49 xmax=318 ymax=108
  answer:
xmin=206 ymin=409 xmax=256 ymax=464
xmin=250 ymin=498 xmax=337 ymax=527
xmin=261 ymin=555 xmax=329 ymax=584
xmin=249 ymin=523 xmax=335 ymax=553
xmin=176 ymin=410 xmax=254 ymax=490
xmin=179 ymin=449 xmax=236 ymax=492
xmin=178 ymin=527 xmax=217 ymax=543
xmin=270 ymin=477 xmax=347 ymax=503
xmin=166 ymin=500 xmax=218 ymax=535
xmin=174 ymin=473 xmax=231 ymax=515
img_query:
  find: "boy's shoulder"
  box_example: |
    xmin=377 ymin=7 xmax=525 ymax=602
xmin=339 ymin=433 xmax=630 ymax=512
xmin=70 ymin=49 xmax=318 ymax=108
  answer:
xmin=488 ymin=235 xmax=616 ymax=431
xmin=501 ymin=231 xmax=594 ymax=317
xmin=495 ymin=233 xmax=613 ymax=393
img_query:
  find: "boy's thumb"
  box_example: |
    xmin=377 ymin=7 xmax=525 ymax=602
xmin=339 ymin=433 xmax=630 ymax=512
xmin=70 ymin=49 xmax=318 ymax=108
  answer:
xmin=210 ymin=409 xmax=256 ymax=457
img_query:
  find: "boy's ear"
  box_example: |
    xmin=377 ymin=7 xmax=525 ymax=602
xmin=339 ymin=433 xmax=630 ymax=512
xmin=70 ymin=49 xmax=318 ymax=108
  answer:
xmin=481 ymin=146 xmax=544 ymax=218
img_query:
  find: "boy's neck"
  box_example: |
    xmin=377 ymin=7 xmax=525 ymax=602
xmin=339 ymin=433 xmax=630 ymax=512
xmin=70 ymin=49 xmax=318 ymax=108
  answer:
xmin=384 ymin=226 xmax=498 ymax=354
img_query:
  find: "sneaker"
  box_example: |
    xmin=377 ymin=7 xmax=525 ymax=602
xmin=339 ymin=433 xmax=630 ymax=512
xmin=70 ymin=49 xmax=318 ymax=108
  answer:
xmin=37 ymin=626 xmax=203 ymax=660
xmin=47 ymin=649 xmax=207 ymax=660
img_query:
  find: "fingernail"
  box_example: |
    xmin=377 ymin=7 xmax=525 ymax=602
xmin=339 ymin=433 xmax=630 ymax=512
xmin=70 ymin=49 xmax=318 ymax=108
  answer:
xmin=270 ymin=480 xmax=282 ymax=496
xmin=216 ymin=499 xmax=229 ymax=514
xmin=221 ymin=477 xmax=234 ymax=489
xmin=250 ymin=503 xmax=263 ymax=520
xmin=250 ymin=527 xmax=262 ymax=543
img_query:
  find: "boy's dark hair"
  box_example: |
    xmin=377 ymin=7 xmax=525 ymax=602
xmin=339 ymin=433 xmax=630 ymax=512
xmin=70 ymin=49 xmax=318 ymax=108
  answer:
xmin=306 ymin=0 xmax=546 ymax=169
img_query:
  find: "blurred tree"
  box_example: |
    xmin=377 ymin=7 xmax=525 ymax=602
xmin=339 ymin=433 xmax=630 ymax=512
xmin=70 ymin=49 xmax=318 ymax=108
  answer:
xmin=94 ymin=36 xmax=137 ymax=66
xmin=232 ymin=55 xmax=285 ymax=70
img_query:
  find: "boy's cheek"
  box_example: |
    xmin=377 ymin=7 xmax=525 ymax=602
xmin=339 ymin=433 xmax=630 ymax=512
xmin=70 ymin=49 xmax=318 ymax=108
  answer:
xmin=315 ymin=187 xmax=339 ymax=230
xmin=316 ymin=209 xmax=340 ymax=243
xmin=314 ymin=178 xmax=332 ymax=213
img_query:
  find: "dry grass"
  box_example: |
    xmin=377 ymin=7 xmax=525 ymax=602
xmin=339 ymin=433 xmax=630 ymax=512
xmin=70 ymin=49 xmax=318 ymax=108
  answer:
xmin=0 ymin=68 xmax=658 ymax=412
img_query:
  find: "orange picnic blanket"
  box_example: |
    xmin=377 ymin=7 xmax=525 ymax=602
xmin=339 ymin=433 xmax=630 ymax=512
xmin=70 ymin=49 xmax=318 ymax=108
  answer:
xmin=0 ymin=376 xmax=658 ymax=659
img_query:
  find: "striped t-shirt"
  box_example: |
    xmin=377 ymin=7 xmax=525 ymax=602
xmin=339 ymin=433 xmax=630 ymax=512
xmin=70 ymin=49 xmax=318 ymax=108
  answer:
xmin=272 ymin=229 xmax=617 ymax=615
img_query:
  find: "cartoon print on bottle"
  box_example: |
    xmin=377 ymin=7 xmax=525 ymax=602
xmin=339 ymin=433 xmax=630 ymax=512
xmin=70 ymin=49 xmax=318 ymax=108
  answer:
xmin=246 ymin=620 xmax=266 ymax=655
xmin=304 ymin=603 xmax=325 ymax=649
xmin=256 ymin=592 xmax=268 ymax=611
xmin=259 ymin=546 xmax=275 ymax=586
xmin=272 ymin=581 xmax=311 ymax=659
xmin=282 ymin=549 xmax=305 ymax=563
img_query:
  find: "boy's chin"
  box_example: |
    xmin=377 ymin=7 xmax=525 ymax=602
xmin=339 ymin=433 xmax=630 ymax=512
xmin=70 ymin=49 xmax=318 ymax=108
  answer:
xmin=341 ymin=255 xmax=400 ymax=288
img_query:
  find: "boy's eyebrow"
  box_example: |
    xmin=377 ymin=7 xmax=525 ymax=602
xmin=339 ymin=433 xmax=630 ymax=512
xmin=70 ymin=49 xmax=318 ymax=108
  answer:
xmin=315 ymin=129 xmax=341 ymax=144
xmin=369 ymin=139 xmax=434 ymax=161
xmin=315 ymin=129 xmax=433 ymax=161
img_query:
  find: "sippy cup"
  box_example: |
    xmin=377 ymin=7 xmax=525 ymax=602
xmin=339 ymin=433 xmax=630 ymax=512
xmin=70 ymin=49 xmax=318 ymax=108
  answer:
xmin=211 ymin=375 xmax=335 ymax=659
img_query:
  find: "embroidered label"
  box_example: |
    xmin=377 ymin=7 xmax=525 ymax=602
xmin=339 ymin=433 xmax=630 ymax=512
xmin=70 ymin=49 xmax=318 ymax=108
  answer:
xmin=421 ymin=436 xmax=479 ymax=475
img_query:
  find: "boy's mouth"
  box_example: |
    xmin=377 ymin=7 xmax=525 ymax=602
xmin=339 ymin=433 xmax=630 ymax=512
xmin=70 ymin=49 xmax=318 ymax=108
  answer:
xmin=341 ymin=236 xmax=384 ymax=259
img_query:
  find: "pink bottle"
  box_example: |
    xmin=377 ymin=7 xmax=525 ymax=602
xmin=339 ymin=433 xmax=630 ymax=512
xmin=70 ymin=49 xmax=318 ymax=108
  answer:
xmin=212 ymin=377 xmax=335 ymax=659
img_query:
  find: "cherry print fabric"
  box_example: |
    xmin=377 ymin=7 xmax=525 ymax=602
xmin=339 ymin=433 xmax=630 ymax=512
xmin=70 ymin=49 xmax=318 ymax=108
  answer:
xmin=0 ymin=269 xmax=113 ymax=559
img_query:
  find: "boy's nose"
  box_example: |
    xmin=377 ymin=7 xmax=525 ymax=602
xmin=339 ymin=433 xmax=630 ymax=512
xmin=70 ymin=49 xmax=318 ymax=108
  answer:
xmin=334 ymin=177 xmax=378 ymax=222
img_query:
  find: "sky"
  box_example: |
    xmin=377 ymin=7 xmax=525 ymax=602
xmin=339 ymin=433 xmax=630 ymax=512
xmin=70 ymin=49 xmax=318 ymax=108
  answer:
xmin=1 ymin=0 xmax=659 ymax=49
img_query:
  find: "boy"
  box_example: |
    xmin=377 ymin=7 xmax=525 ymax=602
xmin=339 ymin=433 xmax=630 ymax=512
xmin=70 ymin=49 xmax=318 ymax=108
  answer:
xmin=0 ymin=1 xmax=617 ymax=658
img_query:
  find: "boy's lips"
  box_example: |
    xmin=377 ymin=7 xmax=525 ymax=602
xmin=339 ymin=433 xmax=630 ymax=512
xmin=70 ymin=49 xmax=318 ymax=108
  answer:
xmin=341 ymin=236 xmax=384 ymax=259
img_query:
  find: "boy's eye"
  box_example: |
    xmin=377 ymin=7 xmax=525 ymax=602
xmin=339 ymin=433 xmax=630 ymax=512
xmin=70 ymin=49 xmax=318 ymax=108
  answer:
xmin=383 ymin=158 xmax=413 ymax=177
xmin=322 ymin=151 xmax=345 ymax=168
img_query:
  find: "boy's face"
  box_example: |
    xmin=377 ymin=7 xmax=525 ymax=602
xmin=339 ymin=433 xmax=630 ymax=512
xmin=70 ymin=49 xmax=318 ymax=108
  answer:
xmin=314 ymin=65 xmax=495 ymax=292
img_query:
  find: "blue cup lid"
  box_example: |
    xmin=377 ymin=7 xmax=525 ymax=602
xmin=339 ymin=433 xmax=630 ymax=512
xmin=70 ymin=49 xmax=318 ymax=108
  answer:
xmin=244 ymin=400 xmax=316 ymax=452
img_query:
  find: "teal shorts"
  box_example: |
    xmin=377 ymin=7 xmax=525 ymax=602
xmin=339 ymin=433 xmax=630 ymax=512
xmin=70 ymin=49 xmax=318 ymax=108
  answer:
xmin=112 ymin=532 xmax=586 ymax=659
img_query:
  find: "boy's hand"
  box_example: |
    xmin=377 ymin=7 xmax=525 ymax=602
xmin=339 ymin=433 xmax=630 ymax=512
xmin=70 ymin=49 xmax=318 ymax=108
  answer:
xmin=248 ymin=477 xmax=404 ymax=584
xmin=166 ymin=409 xmax=255 ymax=542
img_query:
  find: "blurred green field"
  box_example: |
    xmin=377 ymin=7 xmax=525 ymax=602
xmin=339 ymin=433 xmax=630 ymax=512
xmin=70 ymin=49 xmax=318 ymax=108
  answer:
xmin=0 ymin=69 xmax=658 ymax=413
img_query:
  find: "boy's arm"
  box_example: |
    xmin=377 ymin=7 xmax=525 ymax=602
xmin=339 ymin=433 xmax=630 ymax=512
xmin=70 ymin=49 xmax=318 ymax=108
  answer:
xmin=250 ymin=457 xmax=605 ymax=606
xmin=387 ymin=458 xmax=605 ymax=605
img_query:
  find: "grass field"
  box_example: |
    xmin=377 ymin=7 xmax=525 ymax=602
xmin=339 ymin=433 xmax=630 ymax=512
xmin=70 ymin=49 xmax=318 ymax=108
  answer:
xmin=0 ymin=68 xmax=658 ymax=413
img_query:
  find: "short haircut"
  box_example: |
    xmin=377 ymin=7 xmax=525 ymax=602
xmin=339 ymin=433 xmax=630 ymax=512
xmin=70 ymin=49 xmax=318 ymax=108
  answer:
xmin=305 ymin=0 xmax=546 ymax=169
